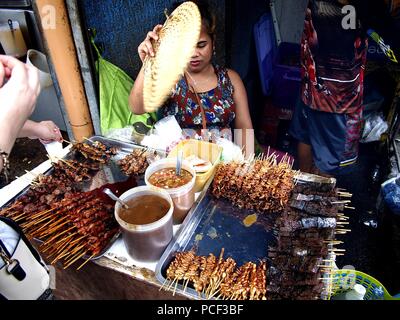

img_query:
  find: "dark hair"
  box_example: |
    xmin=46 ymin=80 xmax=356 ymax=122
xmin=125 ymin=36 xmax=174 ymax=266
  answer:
xmin=171 ymin=1 xmax=216 ymax=42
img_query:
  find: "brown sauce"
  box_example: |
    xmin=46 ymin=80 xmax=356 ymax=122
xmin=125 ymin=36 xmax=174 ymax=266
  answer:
xmin=118 ymin=195 xmax=170 ymax=225
xmin=148 ymin=168 xmax=193 ymax=189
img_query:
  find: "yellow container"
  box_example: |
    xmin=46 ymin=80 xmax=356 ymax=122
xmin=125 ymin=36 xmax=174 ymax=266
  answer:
xmin=168 ymin=139 xmax=222 ymax=193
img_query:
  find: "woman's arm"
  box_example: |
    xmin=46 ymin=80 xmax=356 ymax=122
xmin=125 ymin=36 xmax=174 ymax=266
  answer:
xmin=228 ymin=69 xmax=254 ymax=157
xmin=129 ymin=65 xmax=146 ymax=114
xmin=129 ymin=24 xmax=163 ymax=115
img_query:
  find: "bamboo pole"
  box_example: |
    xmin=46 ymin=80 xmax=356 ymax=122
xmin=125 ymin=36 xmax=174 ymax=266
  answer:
xmin=33 ymin=0 xmax=94 ymax=141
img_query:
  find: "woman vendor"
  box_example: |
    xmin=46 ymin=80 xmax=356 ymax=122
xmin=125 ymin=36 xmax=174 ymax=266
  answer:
xmin=129 ymin=1 xmax=254 ymax=155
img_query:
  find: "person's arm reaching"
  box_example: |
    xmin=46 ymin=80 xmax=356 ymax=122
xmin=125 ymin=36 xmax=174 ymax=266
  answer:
xmin=18 ymin=120 xmax=63 ymax=143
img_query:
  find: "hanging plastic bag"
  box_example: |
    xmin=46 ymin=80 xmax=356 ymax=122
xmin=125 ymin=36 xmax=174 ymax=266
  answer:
xmin=141 ymin=116 xmax=184 ymax=152
xmin=90 ymin=34 xmax=157 ymax=136
xmin=361 ymin=112 xmax=388 ymax=143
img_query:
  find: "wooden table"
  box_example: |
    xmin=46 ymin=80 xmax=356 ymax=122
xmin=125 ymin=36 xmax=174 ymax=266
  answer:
xmin=49 ymin=255 xmax=188 ymax=300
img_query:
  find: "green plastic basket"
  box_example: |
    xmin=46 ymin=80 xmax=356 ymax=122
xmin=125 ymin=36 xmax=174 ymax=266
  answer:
xmin=329 ymin=269 xmax=400 ymax=300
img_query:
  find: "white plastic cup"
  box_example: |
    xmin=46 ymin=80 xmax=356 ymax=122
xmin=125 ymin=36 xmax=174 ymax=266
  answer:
xmin=26 ymin=49 xmax=53 ymax=89
xmin=114 ymin=186 xmax=174 ymax=262
xmin=145 ymin=158 xmax=196 ymax=224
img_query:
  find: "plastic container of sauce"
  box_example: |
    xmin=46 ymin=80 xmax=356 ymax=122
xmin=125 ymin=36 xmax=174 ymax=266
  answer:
xmin=145 ymin=158 xmax=196 ymax=224
xmin=114 ymin=186 xmax=174 ymax=262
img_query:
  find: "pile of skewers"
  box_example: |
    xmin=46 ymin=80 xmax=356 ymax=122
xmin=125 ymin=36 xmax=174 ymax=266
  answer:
xmin=162 ymin=248 xmax=267 ymax=300
xmin=212 ymin=154 xmax=295 ymax=213
xmin=51 ymin=158 xmax=100 ymax=183
xmin=118 ymin=148 xmax=149 ymax=176
xmin=267 ymin=174 xmax=352 ymax=300
xmin=14 ymin=187 xmax=119 ymax=270
xmin=0 ymin=139 xmax=126 ymax=270
xmin=0 ymin=174 xmax=78 ymax=221
xmin=0 ymin=154 xmax=103 ymax=222
xmin=71 ymin=140 xmax=117 ymax=164
xmin=1 ymin=140 xmax=116 ymax=220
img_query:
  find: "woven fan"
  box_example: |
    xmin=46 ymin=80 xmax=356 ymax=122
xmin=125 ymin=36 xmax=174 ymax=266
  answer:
xmin=143 ymin=1 xmax=202 ymax=112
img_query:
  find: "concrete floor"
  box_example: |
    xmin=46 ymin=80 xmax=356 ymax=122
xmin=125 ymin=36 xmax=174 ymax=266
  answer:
xmin=0 ymin=138 xmax=49 ymax=189
xmin=335 ymin=142 xmax=400 ymax=296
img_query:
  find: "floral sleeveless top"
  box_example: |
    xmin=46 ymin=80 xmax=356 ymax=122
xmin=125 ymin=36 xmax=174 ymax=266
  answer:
xmin=161 ymin=64 xmax=236 ymax=132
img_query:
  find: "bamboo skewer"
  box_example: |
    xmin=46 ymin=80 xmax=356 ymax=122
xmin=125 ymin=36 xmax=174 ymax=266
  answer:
xmin=42 ymin=237 xmax=70 ymax=256
xmin=62 ymin=248 xmax=84 ymax=265
xmin=63 ymin=139 xmax=73 ymax=145
xmin=77 ymin=253 xmax=96 ymax=271
xmin=69 ymin=243 xmax=87 ymax=256
xmin=42 ymin=226 xmax=76 ymax=246
xmin=337 ymin=228 xmax=351 ymax=232
xmin=51 ymin=241 xmax=82 ymax=264
xmin=337 ymin=193 xmax=352 ymax=198
xmin=38 ymin=220 xmax=71 ymax=238
xmin=63 ymin=251 xmax=87 ymax=269
xmin=9 ymin=211 xmax=30 ymax=222
xmin=29 ymin=217 xmax=59 ymax=237
xmin=182 ymin=279 xmax=190 ymax=293
xmin=29 ymin=208 xmax=55 ymax=220
xmin=41 ymin=215 xmax=70 ymax=232
xmin=69 ymin=235 xmax=88 ymax=246
xmin=166 ymin=277 xmax=178 ymax=292
xmin=21 ymin=214 xmax=53 ymax=229
xmin=53 ymin=232 xmax=77 ymax=246
xmin=323 ymin=240 xmax=343 ymax=244
xmin=159 ymin=279 xmax=170 ymax=292
xmin=48 ymin=237 xmax=76 ymax=257
xmin=56 ymin=157 xmax=78 ymax=170
xmin=25 ymin=170 xmax=39 ymax=179
xmin=53 ymin=245 xmax=81 ymax=265
xmin=172 ymin=279 xmax=179 ymax=296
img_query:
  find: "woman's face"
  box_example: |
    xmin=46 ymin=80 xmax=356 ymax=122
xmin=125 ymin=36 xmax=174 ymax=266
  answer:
xmin=188 ymin=24 xmax=213 ymax=73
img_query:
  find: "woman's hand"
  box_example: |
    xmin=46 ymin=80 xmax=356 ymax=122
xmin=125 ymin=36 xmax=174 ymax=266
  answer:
xmin=137 ymin=24 xmax=163 ymax=63
xmin=26 ymin=121 xmax=63 ymax=143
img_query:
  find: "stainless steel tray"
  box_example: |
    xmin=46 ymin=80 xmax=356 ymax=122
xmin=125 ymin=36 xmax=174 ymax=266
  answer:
xmin=1 ymin=135 xmax=163 ymax=260
xmin=155 ymin=177 xmax=278 ymax=300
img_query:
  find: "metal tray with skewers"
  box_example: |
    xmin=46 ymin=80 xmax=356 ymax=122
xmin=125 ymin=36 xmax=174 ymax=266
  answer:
xmin=155 ymin=156 xmax=351 ymax=300
xmin=0 ymin=136 xmax=165 ymax=269
xmin=155 ymin=176 xmax=278 ymax=300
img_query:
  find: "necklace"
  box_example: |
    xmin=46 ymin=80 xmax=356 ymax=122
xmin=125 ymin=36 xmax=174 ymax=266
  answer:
xmin=186 ymin=72 xmax=216 ymax=91
xmin=186 ymin=72 xmax=208 ymax=88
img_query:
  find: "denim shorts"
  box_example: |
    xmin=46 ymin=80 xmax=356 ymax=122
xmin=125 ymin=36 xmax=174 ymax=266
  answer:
xmin=289 ymin=99 xmax=363 ymax=175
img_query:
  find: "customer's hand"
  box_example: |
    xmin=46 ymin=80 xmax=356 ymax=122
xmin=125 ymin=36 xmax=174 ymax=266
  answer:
xmin=27 ymin=121 xmax=63 ymax=143
xmin=138 ymin=24 xmax=163 ymax=63
xmin=0 ymin=58 xmax=11 ymax=87
xmin=0 ymin=55 xmax=40 ymax=122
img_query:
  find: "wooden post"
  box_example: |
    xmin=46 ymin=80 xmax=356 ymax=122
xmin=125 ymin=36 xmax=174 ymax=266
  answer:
xmin=33 ymin=0 xmax=94 ymax=141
